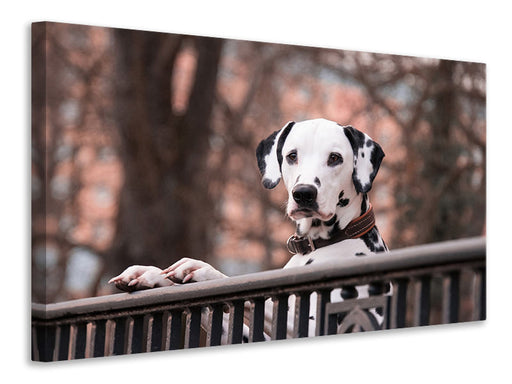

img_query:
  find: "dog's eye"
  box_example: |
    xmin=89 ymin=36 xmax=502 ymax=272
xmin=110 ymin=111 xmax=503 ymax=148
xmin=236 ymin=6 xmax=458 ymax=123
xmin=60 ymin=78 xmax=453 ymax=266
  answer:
xmin=286 ymin=151 xmax=298 ymax=165
xmin=327 ymin=152 xmax=343 ymax=166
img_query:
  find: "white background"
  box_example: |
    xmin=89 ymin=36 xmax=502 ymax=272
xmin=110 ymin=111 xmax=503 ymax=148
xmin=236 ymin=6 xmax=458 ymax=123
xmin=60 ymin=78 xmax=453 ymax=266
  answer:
xmin=2 ymin=1 xmax=510 ymax=382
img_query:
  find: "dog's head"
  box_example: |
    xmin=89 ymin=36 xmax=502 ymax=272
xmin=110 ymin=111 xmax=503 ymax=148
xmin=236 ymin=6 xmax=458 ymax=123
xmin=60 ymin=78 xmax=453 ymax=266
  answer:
xmin=256 ymin=118 xmax=384 ymax=223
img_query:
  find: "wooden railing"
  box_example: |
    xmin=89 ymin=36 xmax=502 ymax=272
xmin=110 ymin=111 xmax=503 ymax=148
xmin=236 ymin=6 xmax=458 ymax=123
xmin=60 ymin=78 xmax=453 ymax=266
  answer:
xmin=32 ymin=237 xmax=486 ymax=362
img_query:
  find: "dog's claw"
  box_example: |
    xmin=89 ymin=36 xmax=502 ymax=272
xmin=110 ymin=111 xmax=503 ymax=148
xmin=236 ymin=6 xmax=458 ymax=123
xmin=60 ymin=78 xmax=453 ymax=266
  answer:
xmin=182 ymin=273 xmax=193 ymax=283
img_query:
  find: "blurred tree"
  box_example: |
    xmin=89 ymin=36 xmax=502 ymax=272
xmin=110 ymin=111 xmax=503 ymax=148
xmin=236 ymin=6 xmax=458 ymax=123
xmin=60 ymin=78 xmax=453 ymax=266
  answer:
xmin=317 ymin=52 xmax=486 ymax=246
xmin=32 ymin=22 xmax=115 ymax=302
xmin=108 ymin=30 xmax=223 ymax=273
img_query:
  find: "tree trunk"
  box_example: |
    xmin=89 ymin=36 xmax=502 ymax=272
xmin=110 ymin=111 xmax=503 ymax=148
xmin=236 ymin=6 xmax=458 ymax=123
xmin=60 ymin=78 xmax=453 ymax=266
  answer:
xmin=108 ymin=29 xmax=223 ymax=272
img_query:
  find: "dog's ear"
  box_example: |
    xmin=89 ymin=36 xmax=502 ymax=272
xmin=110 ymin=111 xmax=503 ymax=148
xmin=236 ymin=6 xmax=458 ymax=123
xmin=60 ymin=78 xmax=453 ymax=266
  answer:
xmin=256 ymin=121 xmax=295 ymax=189
xmin=343 ymin=125 xmax=385 ymax=194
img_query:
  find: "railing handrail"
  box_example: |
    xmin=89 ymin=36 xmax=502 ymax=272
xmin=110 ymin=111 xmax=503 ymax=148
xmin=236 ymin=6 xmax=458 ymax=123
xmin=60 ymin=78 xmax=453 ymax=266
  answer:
xmin=32 ymin=236 xmax=485 ymax=321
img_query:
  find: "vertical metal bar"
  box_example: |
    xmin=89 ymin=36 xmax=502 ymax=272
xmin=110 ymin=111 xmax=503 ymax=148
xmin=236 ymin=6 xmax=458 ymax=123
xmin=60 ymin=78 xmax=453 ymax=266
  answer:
xmin=124 ymin=317 xmax=134 ymax=354
xmin=442 ymin=272 xmax=460 ymax=324
xmin=390 ymin=279 xmax=407 ymax=329
xmin=104 ymin=319 xmax=116 ymax=356
xmin=206 ymin=304 xmax=224 ymax=346
xmin=248 ymin=298 xmax=265 ymax=342
xmin=149 ymin=312 xmax=163 ymax=352
xmin=168 ymin=310 xmax=183 ymax=350
xmin=31 ymin=326 xmax=40 ymax=361
xmin=228 ymin=300 xmax=244 ymax=344
xmin=142 ymin=314 xmax=153 ymax=353
xmin=472 ymin=268 xmax=486 ymax=321
xmin=271 ymin=294 xmax=288 ymax=340
xmin=293 ymin=291 xmax=310 ymax=338
xmin=413 ymin=276 xmax=431 ymax=326
xmin=184 ymin=307 xmax=201 ymax=348
xmin=53 ymin=325 xmax=61 ymax=361
xmin=84 ymin=322 xmax=96 ymax=359
xmin=160 ymin=311 xmax=172 ymax=350
xmin=91 ymin=320 xmax=106 ymax=358
xmin=315 ymin=289 xmax=331 ymax=336
xmin=480 ymin=268 xmax=486 ymax=320
xmin=68 ymin=324 xmax=77 ymax=360
xmin=33 ymin=325 xmax=56 ymax=362
xmin=113 ymin=318 xmax=126 ymax=356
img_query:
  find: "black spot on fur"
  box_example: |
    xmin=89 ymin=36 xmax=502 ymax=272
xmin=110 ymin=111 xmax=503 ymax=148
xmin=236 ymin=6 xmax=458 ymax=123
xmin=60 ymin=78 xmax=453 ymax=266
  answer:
xmin=337 ymin=191 xmax=350 ymax=207
xmin=323 ymin=214 xmax=337 ymax=227
xmin=314 ymin=177 xmax=321 ymax=187
xmin=360 ymin=194 xmax=368 ymax=215
xmin=343 ymin=125 xmax=366 ymax=151
xmin=328 ymin=220 xmax=342 ymax=238
xmin=361 ymin=227 xmax=387 ymax=253
xmin=305 ymin=258 xmax=314 ymax=265
xmin=256 ymin=130 xmax=279 ymax=176
xmin=262 ymin=178 xmax=276 ymax=189
xmin=312 ymin=219 xmax=321 ymax=227
xmin=276 ymin=122 xmax=295 ymax=171
xmin=368 ymin=143 xmax=385 ymax=183
xmin=355 ymin=252 xmax=367 ymax=257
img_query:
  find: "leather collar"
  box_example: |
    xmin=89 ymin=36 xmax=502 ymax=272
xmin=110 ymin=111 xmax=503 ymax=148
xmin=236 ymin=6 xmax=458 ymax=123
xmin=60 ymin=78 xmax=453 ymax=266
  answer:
xmin=286 ymin=205 xmax=376 ymax=255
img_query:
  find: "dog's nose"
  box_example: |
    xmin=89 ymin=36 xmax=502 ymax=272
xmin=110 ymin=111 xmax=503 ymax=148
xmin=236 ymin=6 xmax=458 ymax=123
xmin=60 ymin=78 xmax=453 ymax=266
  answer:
xmin=293 ymin=184 xmax=318 ymax=206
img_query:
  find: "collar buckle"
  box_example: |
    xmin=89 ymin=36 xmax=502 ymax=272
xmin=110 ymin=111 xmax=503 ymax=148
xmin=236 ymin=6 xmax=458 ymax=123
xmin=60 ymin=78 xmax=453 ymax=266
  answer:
xmin=287 ymin=234 xmax=315 ymax=255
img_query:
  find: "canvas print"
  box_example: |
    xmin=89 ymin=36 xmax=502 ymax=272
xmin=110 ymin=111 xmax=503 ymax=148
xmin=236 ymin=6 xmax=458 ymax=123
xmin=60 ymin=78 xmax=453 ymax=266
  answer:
xmin=31 ymin=21 xmax=486 ymax=361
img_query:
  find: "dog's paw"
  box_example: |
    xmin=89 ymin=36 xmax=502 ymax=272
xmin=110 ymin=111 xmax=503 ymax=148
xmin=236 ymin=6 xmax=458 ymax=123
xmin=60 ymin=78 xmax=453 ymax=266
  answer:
xmin=108 ymin=265 xmax=174 ymax=292
xmin=161 ymin=258 xmax=227 ymax=283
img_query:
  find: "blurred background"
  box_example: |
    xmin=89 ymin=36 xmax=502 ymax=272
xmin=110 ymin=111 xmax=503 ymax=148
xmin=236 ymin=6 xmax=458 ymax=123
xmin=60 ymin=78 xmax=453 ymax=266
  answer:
xmin=31 ymin=22 xmax=485 ymax=304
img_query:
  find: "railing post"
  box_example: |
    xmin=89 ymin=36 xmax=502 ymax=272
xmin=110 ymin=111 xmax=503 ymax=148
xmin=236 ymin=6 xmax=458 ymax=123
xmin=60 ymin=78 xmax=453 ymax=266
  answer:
xmin=160 ymin=311 xmax=172 ymax=351
xmin=54 ymin=325 xmax=64 ymax=361
xmin=104 ymin=319 xmax=116 ymax=356
xmin=142 ymin=314 xmax=154 ymax=352
xmin=272 ymin=294 xmax=288 ymax=340
xmin=184 ymin=307 xmax=201 ymax=348
xmin=442 ymin=272 xmax=460 ymax=324
xmin=32 ymin=325 xmax=56 ymax=362
xmin=472 ymin=268 xmax=486 ymax=321
xmin=167 ymin=310 xmax=184 ymax=350
xmin=315 ymin=289 xmax=331 ymax=336
xmin=248 ymin=298 xmax=266 ymax=342
xmin=228 ymin=300 xmax=245 ymax=344
xmin=413 ymin=276 xmax=431 ymax=326
xmin=206 ymin=304 xmax=225 ymax=346
xmin=123 ymin=317 xmax=134 ymax=354
xmin=293 ymin=291 xmax=311 ymax=338
xmin=84 ymin=322 xmax=96 ymax=358
xmin=68 ymin=324 xmax=78 ymax=359
xmin=390 ymin=279 xmax=407 ymax=329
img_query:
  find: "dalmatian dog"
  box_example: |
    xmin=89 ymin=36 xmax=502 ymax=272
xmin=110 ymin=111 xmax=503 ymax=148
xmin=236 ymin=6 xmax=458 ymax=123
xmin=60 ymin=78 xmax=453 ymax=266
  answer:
xmin=109 ymin=118 xmax=388 ymax=339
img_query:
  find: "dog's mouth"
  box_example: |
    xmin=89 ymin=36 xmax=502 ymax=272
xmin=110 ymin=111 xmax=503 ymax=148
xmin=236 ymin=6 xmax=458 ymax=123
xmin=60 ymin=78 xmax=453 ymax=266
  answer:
xmin=289 ymin=208 xmax=333 ymax=221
